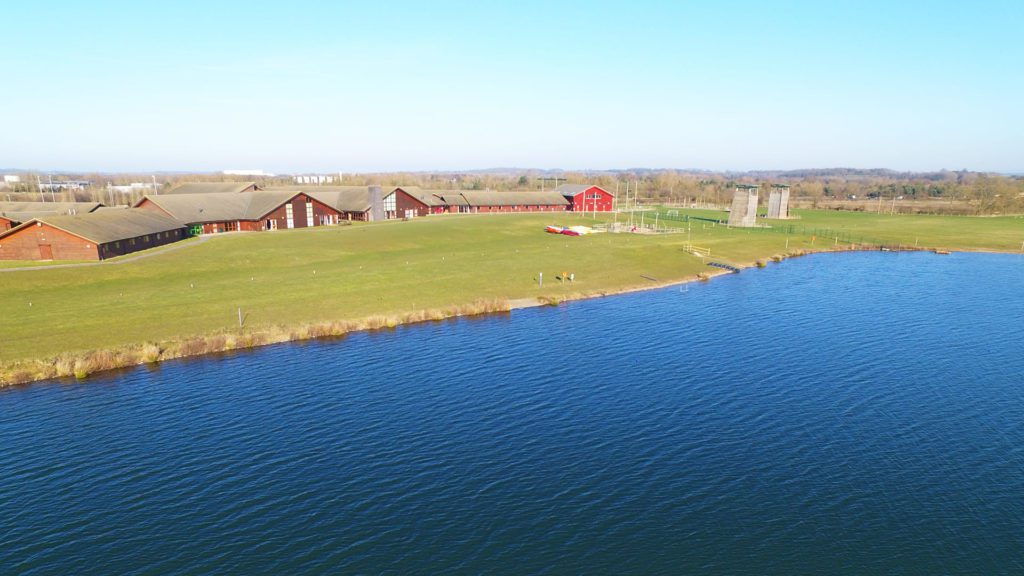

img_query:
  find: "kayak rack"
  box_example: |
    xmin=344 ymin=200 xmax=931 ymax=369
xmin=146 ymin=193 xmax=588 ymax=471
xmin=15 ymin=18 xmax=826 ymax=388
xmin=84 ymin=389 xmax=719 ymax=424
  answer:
xmin=706 ymin=261 xmax=741 ymax=274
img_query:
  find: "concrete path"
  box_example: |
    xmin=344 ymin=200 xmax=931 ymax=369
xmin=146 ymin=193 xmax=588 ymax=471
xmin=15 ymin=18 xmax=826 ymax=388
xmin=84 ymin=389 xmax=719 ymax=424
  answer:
xmin=0 ymin=235 xmax=213 ymax=273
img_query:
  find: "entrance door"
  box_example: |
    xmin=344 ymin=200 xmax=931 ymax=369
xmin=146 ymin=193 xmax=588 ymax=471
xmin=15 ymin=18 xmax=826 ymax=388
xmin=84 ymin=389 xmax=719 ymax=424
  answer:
xmin=39 ymin=244 xmax=53 ymax=260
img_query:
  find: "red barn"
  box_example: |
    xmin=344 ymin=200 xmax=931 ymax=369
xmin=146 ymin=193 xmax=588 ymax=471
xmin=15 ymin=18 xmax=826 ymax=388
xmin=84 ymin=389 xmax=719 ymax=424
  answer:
xmin=556 ymin=184 xmax=615 ymax=212
xmin=0 ymin=210 xmax=186 ymax=261
xmin=0 ymin=215 xmax=15 ymax=231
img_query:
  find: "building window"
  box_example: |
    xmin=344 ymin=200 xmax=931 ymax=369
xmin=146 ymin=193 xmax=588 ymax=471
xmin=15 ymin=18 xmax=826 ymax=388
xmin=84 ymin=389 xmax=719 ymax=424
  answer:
xmin=383 ymin=193 xmax=396 ymax=212
xmin=306 ymin=202 xmax=314 ymax=226
xmin=285 ymin=204 xmax=294 ymax=228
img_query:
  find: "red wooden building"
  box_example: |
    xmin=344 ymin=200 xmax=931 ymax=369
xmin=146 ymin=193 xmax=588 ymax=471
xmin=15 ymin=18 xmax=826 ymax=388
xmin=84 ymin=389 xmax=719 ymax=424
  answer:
xmin=556 ymin=184 xmax=615 ymax=212
xmin=0 ymin=210 xmax=186 ymax=261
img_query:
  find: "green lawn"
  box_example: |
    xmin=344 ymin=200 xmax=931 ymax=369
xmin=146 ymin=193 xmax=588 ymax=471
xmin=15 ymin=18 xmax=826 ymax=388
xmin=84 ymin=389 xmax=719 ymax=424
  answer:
xmin=0 ymin=211 xmax=1019 ymax=366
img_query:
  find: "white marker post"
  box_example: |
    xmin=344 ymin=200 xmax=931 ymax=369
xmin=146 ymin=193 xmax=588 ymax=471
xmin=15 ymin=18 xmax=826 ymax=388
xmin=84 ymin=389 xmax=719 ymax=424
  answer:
xmin=539 ymin=272 xmax=543 ymax=288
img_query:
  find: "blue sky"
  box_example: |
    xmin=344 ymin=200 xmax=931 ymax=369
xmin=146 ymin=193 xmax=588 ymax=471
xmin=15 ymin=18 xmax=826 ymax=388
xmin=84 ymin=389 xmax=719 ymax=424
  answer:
xmin=2 ymin=1 xmax=1021 ymax=173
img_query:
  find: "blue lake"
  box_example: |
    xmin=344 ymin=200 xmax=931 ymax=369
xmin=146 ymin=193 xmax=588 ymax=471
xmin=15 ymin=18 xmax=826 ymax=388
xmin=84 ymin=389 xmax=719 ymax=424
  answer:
xmin=2 ymin=251 xmax=1023 ymax=575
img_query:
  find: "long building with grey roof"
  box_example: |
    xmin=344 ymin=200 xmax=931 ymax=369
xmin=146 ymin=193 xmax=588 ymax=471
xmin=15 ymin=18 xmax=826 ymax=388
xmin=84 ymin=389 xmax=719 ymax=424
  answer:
xmin=0 ymin=201 xmax=105 ymax=231
xmin=135 ymin=188 xmax=373 ymax=234
xmin=164 ymin=182 xmax=260 ymax=195
xmin=0 ymin=209 xmax=186 ymax=261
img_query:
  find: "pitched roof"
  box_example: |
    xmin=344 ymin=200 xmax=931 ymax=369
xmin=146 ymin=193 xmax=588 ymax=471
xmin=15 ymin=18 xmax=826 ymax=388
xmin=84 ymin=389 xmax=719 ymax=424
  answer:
xmin=0 ymin=201 xmax=103 ymax=217
xmin=391 ymin=186 xmax=446 ymax=207
xmin=136 ymin=191 xmax=302 ymax=223
xmin=165 ymin=182 xmax=258 ymax=195
xmin=458 ymin=190 xmax=570 ymax=206
xmin=555 ymin=184 xmax=597 ymax=196
xmin=0 ymin=209 xmax=185 ymax=244
xmin=263 ymin=186 xmax=373 ymax=213
xmin=433 ymin=192 xmax=470 ymax=206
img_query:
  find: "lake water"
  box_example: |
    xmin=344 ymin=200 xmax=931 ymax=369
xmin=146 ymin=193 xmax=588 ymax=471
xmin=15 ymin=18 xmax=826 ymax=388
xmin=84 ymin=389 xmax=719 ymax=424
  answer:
xmin=2 ymin=252 xmax=1023 ymax=575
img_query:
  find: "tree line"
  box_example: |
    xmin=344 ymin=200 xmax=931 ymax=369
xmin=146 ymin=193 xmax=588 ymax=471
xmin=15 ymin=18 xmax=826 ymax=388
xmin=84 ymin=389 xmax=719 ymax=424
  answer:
xmin=3 ymin=169 xmax=1021 ymax=215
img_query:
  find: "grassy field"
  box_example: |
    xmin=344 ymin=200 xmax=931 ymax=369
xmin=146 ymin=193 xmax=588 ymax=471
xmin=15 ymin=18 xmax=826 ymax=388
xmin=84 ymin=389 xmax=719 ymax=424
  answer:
xmin=647 ymin=207 xmax=1024 ymax=252
xmin=0 ymin=210 xmax=1020 ymax=377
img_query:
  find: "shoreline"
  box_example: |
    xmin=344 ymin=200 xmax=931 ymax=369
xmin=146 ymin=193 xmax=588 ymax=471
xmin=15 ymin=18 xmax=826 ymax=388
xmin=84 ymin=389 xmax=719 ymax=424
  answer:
xmin=0 ymin=245 xmax=1017 ymax=389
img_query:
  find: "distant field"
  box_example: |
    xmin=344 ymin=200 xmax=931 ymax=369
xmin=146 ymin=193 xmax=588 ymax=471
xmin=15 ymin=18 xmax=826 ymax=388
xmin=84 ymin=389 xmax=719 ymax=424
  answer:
xmin=649 ymin=207 xmax=1024 ymax=252
xmin=0 ymin=210 xmax=1019 ymax=366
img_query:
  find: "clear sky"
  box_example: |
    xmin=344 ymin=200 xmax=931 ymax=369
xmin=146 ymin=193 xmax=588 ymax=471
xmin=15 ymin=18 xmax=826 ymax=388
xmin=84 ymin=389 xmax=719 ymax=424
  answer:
xmin=2 ymin=1 xmax=1021 ymax=173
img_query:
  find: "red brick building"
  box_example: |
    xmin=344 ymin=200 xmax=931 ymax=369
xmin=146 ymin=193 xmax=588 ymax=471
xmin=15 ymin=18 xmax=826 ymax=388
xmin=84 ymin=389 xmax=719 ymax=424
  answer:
xmin=556 ymin=184 xmax=615 ymax=212
xmin=0 ymin=210 xmax=186 ymax=261
xmin=456 ymin=190 xmax=571 ymax=213
xmin=135 ymin=190 xmax=355 ymax=234
xmin=300 ymin=187 xmax=374 ymax=222
xmin=385 ymin=187 xmax=447 ymax=218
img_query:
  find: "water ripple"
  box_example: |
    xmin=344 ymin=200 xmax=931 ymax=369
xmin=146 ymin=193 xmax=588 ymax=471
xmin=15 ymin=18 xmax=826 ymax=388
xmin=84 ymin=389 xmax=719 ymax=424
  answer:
xmin=1 ymin=252 xmax=1023 ymax=574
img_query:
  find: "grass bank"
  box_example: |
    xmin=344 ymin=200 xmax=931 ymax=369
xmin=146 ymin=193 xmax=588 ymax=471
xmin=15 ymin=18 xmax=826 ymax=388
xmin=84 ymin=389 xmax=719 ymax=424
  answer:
xmin=1 ymin=210 xmax=1019 ymax=386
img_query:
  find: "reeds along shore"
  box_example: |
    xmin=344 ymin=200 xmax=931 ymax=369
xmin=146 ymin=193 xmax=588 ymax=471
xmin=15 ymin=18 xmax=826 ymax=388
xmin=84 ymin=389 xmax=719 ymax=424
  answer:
xmin=0 ymin=298 xmax=511 ymax=387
